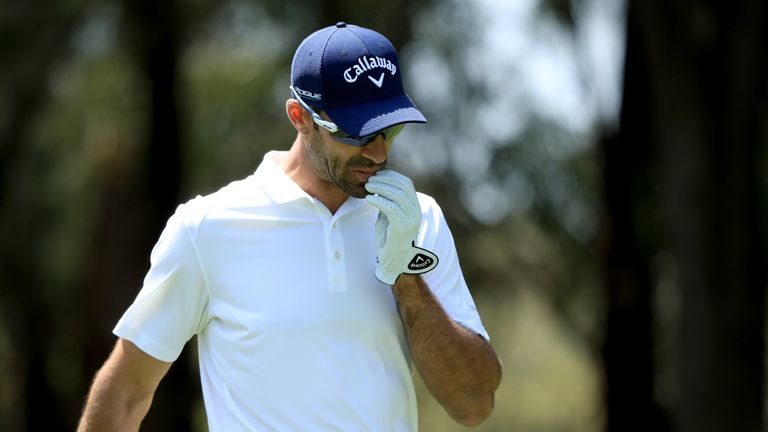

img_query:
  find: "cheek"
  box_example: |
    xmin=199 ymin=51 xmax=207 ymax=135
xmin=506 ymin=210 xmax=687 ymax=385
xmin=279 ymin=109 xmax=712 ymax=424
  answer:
xmin=305 ymin=135 xmax=331 ymax=176
xmin=316 ymin=144 xmax=350 ymax=181
xmin=325 ymin=142 xmax=358 ymax=170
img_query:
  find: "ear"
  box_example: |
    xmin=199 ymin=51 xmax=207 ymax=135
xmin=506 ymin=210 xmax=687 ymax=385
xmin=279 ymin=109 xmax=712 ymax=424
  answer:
xmin=286 ymin=99 xmax=313 ymax=134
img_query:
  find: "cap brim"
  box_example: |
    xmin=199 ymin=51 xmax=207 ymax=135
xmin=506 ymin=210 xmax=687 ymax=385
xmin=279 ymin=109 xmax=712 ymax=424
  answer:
xmin=324 ymin=94 xmax=427 ymax=137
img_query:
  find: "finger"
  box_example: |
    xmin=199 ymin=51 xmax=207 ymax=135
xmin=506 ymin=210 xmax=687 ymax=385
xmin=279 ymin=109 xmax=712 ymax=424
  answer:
xmin=374 ymin=213 xmax=389 ymax=247
xmin=365 ymin=184 xmax=419 ymax=219
xmin=368 ymin=171 xmax=415 ymax=193
xmin=364 ymin=180 xmax=405 ymax=200
xmin=365 ymin=193 xmax=398 ymax=213
xmin=365 ymin=194 xmax=404 ymax=222
xmin=367 ymin=179 xmax=420 ymax=214
xmin=371 ymin=169 xmax=411 ymax=183
xmin=368 ymin=172 xmax=417 ymax=205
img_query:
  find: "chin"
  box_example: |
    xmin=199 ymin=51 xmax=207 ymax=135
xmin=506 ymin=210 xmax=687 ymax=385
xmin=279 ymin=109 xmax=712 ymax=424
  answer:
xmin=336 ymin=176 xmax=369 ymax=199
xmin=345 ymin=183 xmax=369 ymax=199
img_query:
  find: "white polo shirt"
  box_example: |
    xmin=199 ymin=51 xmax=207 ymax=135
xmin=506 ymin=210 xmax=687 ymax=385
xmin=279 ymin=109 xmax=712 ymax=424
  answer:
xmin=114 ymin=151 xmax=489 ymax=432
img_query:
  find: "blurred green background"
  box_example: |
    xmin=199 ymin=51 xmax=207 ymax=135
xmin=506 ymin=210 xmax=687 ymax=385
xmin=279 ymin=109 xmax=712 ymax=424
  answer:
xmin=1 ymin=0 xmax=767 ymax=431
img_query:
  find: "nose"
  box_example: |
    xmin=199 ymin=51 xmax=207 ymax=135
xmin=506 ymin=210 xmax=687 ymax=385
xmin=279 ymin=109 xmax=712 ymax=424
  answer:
xmin=361 ymin=134 xmax=389 ymax=164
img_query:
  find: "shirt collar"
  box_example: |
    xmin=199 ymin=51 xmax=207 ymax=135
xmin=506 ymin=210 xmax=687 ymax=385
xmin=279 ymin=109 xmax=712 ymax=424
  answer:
xmin=254 ymin=151 xmax=311 ymax=204
xmin=253 ymin=151 xmax=367 ymax=216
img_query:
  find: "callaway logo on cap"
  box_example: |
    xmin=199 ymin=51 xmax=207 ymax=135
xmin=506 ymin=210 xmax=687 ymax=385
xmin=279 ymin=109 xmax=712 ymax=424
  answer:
xmin=290 ymin=22 xmax=427 ymax=137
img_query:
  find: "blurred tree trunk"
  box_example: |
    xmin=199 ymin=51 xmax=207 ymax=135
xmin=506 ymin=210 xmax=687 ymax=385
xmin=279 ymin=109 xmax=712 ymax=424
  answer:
xmin=0 ymin=3 xmax=82 ymax=431
xmin=82 ymin=0 xmax=193 ymax=430
xmin=128 ymin=1 xmax=194 ymax=428
xmin=629 ymin=1 xmax=768 ymax=431
xmin=599 ymin=3 xmax=666 ymax=429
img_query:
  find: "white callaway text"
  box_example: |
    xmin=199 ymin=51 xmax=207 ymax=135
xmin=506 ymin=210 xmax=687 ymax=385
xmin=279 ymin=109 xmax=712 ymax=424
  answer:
xmin=344 ymin=56 xmax=397 ymax=83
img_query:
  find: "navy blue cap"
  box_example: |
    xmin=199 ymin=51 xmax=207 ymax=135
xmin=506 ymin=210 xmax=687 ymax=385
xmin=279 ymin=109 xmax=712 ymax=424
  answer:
xmin=291 ymin=22 xmax=427 ymax=137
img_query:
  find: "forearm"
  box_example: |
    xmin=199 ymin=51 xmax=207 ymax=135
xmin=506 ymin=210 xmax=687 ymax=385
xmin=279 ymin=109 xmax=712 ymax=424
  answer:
xmin=77 ymin=340 xmax=167 ymax=432
xmin=77 ymin=366 xmax=153 ymax=432
xmin=392 ymin=274 xmax=502 ymax=426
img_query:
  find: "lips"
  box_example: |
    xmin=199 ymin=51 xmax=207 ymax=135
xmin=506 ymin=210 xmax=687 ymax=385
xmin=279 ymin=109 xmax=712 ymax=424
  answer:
xmin=352 ymin=168 xmax=380 ymax=182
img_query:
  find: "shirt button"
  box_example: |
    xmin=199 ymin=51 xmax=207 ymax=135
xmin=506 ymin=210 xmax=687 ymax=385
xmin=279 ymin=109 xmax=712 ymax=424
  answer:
xmin=334 ymin=251 xmax=341 ymax=260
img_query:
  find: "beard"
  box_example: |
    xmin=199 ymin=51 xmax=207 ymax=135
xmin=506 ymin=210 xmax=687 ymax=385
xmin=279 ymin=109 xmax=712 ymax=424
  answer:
xmin=334 ymin=155 xmax=385 ymax=198
xmin=306 ymin=132 xmax=386 ymax=198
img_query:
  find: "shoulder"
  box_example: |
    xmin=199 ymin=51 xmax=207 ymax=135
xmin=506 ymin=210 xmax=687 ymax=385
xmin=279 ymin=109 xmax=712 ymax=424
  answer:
xmin=171 ymin=174 xmax=269 ymax=235
xmin=416 ymin=191 xmax=438 ymax=208
xmin=415 ymin=192 xmax=453 ymax=242
xmin=416 ymin=192 xmax=445 ymax=224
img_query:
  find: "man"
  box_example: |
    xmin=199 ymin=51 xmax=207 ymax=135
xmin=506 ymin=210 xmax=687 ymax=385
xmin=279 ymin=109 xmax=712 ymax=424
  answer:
xmin=78 ymin=22 xmax=502 ymax=431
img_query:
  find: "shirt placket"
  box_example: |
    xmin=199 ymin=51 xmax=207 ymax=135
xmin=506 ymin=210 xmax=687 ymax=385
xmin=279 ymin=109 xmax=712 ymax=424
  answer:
xmin=311 ymin=200 xmax=350 ymax=292
xmin=325 ymin=215 xmax=348 ymax=292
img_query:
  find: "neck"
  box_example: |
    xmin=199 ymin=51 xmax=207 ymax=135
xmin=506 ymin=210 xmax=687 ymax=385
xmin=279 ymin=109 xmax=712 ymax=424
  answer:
xmin=280 ymin=137 xmax=349 ymax=214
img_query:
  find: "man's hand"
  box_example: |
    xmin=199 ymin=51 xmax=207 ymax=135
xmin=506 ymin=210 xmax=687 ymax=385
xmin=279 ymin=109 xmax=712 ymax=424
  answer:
xmin=365 ymin=170 xmax=438 ymax=284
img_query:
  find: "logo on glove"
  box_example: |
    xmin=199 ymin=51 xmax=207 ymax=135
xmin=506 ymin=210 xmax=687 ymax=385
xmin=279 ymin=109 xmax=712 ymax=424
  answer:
xmin=401 ymin=242 xmax=439 ymax=276
xmin=408 ymin=253 xmax=434 ymax=271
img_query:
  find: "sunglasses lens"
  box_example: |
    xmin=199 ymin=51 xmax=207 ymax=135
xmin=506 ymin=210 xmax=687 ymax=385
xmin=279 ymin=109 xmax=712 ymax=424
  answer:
xmin=330 ymin=124 xmax=405 ymax=146
xmin=386 ymin=124 xmax=405 ymax=140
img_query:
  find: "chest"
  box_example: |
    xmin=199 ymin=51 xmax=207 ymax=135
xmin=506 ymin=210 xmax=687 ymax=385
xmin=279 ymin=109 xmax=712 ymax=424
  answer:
xmin=195 ymin=208 xmax=402 ymax=342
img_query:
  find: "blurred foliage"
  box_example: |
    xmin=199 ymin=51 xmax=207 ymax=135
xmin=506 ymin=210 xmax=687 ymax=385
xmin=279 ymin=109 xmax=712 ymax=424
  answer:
xmin=0 ymin=0 xmax=614 ymax=430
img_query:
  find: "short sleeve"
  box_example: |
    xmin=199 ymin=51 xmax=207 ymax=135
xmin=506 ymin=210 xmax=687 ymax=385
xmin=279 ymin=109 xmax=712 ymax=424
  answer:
xmin=113 ymin=203 xmax=210 ymax=362
xmin=416 ymin=195 xmax=490 ymax=341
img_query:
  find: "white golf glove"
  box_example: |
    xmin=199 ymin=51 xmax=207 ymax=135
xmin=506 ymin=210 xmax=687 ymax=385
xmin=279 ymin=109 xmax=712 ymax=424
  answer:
xmin=364 ymin=170 xmax=438 ymax=285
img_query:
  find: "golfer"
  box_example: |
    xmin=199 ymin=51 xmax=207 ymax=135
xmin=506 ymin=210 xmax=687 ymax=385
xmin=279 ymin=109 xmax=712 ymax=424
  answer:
xmin=78 ymin=22 xmax=502 ymax=431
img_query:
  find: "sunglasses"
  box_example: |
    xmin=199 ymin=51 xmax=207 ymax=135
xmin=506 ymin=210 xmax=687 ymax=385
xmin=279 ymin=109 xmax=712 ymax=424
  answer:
xmin=290 ymin=86 xmax=405 ymax=146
